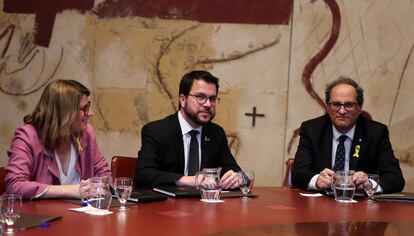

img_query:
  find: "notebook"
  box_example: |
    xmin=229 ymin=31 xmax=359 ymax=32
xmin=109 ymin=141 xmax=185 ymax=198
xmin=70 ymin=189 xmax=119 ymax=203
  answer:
xmin=63 ymin=198 xmax=137 ymax=208
xmin=373 ymin=193 xmax=414 ymax=203
xmin=127 ymin=191 xmax=168 ymax=203
xmin=153 ymin=186 xmax=200 ymax=198
xmin=109 ymin=186 xmax=168 ymax=203
xmin=15 ymin=213 xmax=62 ymax=228
xmin=324 ymin=189 xmax=366 ymax=199
xmin=221 ymin=190 xmax=257 ymax=198
xmin=153 ymin=186 xmax=257 ymax=198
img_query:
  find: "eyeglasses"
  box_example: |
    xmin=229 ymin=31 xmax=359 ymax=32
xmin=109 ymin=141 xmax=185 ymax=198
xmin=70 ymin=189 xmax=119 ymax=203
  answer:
xmin=80 ymin=101 xmax=91 ymax=114
xmin=188 ymin=93 xmax=220 ymax=105
xmin=328 ymin=102 xmax=358 ymax=111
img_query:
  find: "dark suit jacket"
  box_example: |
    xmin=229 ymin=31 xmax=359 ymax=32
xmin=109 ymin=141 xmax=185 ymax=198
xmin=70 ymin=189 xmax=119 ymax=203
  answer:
xmin=292 ymin=114 xmax=405 ymax=193
xmin=135 ymin=112 xmax=241 ymax=188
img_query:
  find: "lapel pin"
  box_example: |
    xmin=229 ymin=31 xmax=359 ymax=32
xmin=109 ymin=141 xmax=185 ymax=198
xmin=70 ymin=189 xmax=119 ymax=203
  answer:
xmin=205 ymin=136 xmax=210 ymax=142
xmin=75 ymin=136 xmax=84 ymax=152
xmin=353 ymin=145 xmax=360 ymax=158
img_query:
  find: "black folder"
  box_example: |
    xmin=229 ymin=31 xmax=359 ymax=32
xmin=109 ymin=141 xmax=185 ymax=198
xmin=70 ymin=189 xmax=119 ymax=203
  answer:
xmin=373 ymin=193 xmax=414 ymax=203
xmin=63 ymin=198 xmax=137 ymax=208
xmin=153 ymin=186 xmax=200 ymax=198
xmin=153 ymin=186 xmax=257 ymax=198
xmin=221 ymin=190 xmax=257 ymax=198
xmin=323 ymin=189 xmax=366 ymax=199
xmin=109 ymin=186 xmax=168 ymax=203
xmin=127 ymin=191 xmax=168 ymax=203
xmin=15 ymin=213 xmax=62 ymax=229
xmin=64 ymin=191 xmax=167 ymax=208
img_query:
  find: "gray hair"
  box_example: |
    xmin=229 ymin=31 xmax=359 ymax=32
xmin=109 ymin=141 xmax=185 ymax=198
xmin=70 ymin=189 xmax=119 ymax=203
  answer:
xmin=325 ymin=76 xmax=364 ymax=106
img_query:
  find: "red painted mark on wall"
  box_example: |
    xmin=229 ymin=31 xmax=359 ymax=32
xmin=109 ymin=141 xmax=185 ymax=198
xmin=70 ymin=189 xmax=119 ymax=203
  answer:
xmin=302 ymin=0 xmax=341 ymax=111
xmin=3 ymin=0 xmax=93 ymax=47
xmin=94 ymin=0 xmax=293 ymax=25
xmin=287 ymin=0 xmax=341 ymax=156
xmin=3 ymin=0 xmax=292 ymax=47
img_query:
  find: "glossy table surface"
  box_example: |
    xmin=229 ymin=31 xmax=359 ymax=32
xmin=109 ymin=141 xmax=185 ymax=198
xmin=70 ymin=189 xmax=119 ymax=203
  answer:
xmin=12 ymin=187 xmax=414 ymax=235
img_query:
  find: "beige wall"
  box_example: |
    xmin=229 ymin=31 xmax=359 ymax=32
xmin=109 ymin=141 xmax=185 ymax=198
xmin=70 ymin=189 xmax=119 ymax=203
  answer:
xmin=1 ymin=1 xmax=413 ymax=190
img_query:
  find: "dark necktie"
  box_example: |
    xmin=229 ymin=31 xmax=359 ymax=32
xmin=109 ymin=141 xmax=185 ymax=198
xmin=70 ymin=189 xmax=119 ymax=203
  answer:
xmin=188 ymin=130 xmax=199 ymax=176
xmin=334 ymin=135 xmax=347 ymax=171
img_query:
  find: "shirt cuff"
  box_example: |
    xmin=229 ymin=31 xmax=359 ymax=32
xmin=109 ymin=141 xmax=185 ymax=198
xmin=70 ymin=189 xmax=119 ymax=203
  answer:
xmin=369 ymin=179 xmax=383 ymax=193
xmin=307 ymin=174 xmax=320 ymax=190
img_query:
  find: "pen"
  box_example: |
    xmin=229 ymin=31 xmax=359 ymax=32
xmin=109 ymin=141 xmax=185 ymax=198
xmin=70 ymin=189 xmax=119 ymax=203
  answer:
xmin=40 ymin=222 xmax=51 ymax=228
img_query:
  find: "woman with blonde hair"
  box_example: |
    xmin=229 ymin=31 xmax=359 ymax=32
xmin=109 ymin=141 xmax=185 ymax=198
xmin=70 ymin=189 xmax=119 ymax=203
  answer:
xmin=6 ymin=80 xmax=111 ymax=199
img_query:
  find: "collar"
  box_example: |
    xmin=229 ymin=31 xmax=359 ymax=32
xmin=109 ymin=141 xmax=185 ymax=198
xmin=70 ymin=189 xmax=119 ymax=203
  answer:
xmin=178 ymin=111 xmax=203 ymax=135
xmin=332 ymin=124 xmax=356 ymax=141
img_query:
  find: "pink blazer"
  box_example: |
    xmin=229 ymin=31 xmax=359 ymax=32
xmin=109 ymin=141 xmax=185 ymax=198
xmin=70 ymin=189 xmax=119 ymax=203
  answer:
xmin=5 ymin=124 xmax=111 ymax=199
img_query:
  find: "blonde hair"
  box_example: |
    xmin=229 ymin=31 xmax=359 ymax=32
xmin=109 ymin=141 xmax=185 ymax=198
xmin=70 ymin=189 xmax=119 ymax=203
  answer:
xmin=24 ymin=80 xmax=90 ymax=150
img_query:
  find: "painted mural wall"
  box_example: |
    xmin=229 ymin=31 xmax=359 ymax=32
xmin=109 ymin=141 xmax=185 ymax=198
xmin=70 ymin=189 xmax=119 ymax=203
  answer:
xmin=0 ymin=0 xmax=413 ymax=190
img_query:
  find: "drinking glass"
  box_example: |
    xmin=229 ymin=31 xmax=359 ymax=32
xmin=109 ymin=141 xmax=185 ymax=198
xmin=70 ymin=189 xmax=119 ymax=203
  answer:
xmin=79 ymin=179 xmax=91 ymax=205
xmin=87 ymin=176 xmax=112 ymax=210
xmin=1 ymin=194 xmax=22 ymax=234
xmin=195 ymin=168 xmax=222 ymax=202
xmin=332 ymin=170 xmax=356 ymax=202
xmin=238 ymin=170 xmax=255 ymax=200
xmin=114 ymin=177 xmax=133 ymax=210
xmin=364 ymin=174 xmax=379 ymax=202
xmin=331 ymin=170 xmax=355 ymax=191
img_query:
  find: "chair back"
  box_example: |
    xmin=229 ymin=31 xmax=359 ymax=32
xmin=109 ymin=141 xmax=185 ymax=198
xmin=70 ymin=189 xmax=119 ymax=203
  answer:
xmin=282 ymin=158 xmax=295 ymax=188
xmin=111 ymin=156 xmax=138 ymax=180
xmin=0 ymin=166 xmax=6 ymax=194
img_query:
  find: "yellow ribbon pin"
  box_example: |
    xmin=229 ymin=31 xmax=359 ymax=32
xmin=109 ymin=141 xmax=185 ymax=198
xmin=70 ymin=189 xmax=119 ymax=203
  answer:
xmin=76 ymin=136 xmax=84 ymax=152
xmin=353 ymin=145 xmax=360 ymax=158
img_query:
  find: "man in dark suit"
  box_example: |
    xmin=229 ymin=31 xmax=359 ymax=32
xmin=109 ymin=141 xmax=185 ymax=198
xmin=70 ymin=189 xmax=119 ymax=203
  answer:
xmin=292 ymin=76 xmax=404 ymax=193
xmin=135 ymin=71 xmax=241 ymax=188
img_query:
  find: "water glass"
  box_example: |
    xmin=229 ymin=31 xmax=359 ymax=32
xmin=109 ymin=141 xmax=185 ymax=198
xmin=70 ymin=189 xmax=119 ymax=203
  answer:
xmin=238 ymin=170 xmax=255 ymax=200
xmin=87 ymin=176 xmax=112 ymax=210
xmin=114 ymin=177 xmax=133 ymax=210
xmin=332 ymin=170 xmax=355 ymax=202
xmin=79 ymin=179 xmax=91 ymax=205
xmin=195 ymin=168 xmax=222 ymax=202
xmin=364 ymin=174 xmax=379 ymax=202
xmin=1 ymin=194 xmax=22 ymax=234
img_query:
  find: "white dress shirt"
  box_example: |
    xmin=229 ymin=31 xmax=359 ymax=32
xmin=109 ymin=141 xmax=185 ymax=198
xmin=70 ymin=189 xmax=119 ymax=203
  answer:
xmin=307 ymin=125 xmax=355 ymax=190
xmin=178 ymin=111 xmax=202 ymax=176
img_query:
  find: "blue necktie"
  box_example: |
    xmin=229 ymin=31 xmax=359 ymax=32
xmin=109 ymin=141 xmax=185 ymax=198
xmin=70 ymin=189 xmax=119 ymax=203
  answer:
xmin=334 ymin=135 xmax=347 ymax=171
xmin=188 ymin=130 xmax=199 ymax=175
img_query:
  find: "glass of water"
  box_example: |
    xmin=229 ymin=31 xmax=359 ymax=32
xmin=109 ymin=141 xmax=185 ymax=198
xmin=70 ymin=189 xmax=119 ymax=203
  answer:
xmin=238 ymin=170 xmax=255 ymax=200
xmin=364 ymin=174 xmax=379 ymax=202
xmin=1 ymin=194 xmax=22 ymax=234
xmin=87 ymin=176 xmax=113 ymax=210
xmin=114 ymin=177 xmax=133 ymax=210
xmin=332 ymin=170 xmax=356 ymax=202
xmin=79 ymin=179 xmax=91 ymax=205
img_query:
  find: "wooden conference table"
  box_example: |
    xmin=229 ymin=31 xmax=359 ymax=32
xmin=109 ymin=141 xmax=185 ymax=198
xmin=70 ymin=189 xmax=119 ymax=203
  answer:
xmin=15 ymin=187 xmax=414 ymax=235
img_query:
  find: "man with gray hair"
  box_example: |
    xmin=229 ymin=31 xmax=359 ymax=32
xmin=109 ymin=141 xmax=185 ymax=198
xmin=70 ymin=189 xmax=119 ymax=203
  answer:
xmin=292 ymin=76 xmax=404 ymax=193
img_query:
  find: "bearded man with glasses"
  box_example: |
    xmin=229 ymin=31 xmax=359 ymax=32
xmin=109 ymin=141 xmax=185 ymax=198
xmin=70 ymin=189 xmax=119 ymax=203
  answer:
xmin=292 ymin=76 xmax=404 ymax=194
xmin=135 ymin=71 xmax=241 ymax=189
